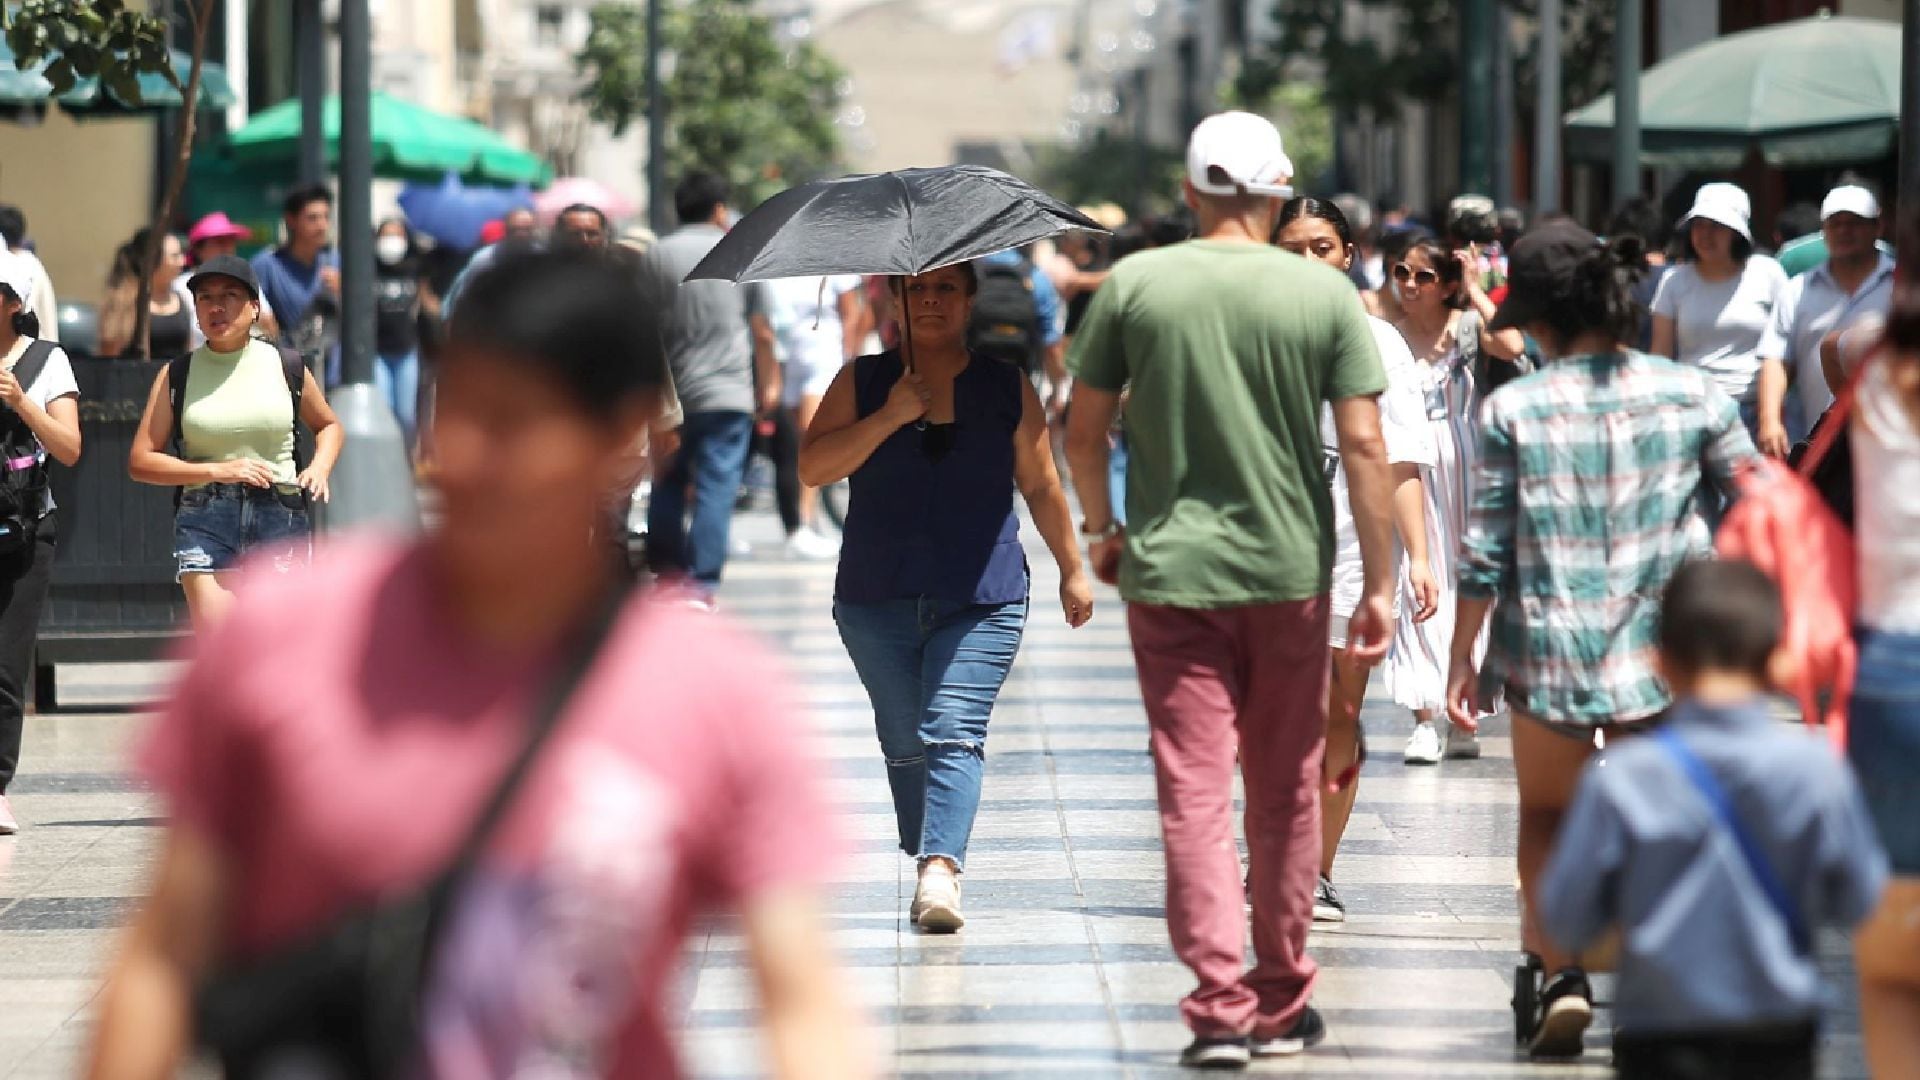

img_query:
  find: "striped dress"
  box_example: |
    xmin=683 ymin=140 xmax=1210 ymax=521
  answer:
xmin=1385 ymin=312 xmax=1492 ymax=713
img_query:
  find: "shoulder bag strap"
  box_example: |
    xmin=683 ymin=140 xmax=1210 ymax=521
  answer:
xmin=12 ymin=339 xmax=54 ymax=394
xmin=430 ymin=586 xmax=632 ymax=902
xmin=277 ymin=346 xmax=309 ymax=475
xmin=1654 ymin=727 xmax=1810 ymax=950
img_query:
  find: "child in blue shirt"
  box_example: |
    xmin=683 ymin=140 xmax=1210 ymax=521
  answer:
xmin=1539 ymin=559 xmax=1887 ymax=1079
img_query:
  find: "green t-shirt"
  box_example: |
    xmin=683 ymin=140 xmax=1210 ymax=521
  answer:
xmin=1069 ymin=240 xmax=1386 ymax=608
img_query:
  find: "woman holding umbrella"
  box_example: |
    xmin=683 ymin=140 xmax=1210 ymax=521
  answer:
xmin=800 ymin=261 xmax=1094 ymax=933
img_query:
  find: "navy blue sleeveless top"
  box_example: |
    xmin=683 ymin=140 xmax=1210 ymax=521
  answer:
xmin=834 ymin=350 xmax=1029 ymax=606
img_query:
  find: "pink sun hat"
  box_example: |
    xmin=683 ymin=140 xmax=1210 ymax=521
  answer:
xmin=188 ymin=212 xmax=254 ymax=248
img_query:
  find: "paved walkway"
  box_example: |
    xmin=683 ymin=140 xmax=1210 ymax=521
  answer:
xmin=0 ymin=520 xmax=1870 ymax=1078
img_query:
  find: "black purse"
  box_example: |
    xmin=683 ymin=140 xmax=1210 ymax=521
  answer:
xmin=1788 ymin=404 xmax=1855 ymax=529
xmin=193 ymin=588 xmax=630 ymax=1079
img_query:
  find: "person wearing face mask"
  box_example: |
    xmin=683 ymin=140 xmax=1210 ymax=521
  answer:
xmin=374 ymin=219 xmax=436 ymax=449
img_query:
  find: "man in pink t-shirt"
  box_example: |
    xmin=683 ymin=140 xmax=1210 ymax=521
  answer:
xmin=126 ymin=540 xmax=846 ymax=1077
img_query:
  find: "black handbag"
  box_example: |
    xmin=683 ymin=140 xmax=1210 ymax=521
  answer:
xmin=193 ymin=588 xmax=630 ymax=1079
xmin=1788 ymin=404 xmax=1855 ymax=529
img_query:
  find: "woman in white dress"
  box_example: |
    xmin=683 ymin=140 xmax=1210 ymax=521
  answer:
xmin=1385 ymin=235 xmax=1528 ymax=764
xmin=1273 ymin=197 xmax=1439 ymax=922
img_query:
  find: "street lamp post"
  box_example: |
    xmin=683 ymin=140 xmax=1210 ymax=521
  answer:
xmin=296 ymin=0 xmax=324 ymax=185
xmin=1901 ymin=0 xmax=1920 ymax=250
xmin=324 ymin=0 xmax=419 ymax=533
xmin=1533 ymin=0 xmax=1560 ymax=215
xmin=647 ymin=0 xmax=668 ymax=234
xmin=1612 ymin=0 xmax=1642 ymax=208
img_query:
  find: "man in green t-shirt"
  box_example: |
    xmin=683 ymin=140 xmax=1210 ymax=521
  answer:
xmin=1063 ymin=111 xmax=1397 ymax=1070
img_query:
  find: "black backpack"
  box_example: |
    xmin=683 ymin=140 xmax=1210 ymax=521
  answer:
xmin=968 ymin=259 xmax=1042 ymax=373
xmin=167 ymin=345 xmax=309 ymax=505
xmin=0 ymin=340 xmax=59 ymax=556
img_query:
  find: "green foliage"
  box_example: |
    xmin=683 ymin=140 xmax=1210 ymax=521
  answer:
xmin=2 ymin=0 xmax=176 ymax=101
xmin=577 ymin=0 xmax=846 ymax=207
xmin=1034 ymin=129 xmax=1184 ymax=214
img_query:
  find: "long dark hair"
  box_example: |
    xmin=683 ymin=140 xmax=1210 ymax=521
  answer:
xmin=1273 ymin=196 xmax=1355 ymax=252
xmin=1530 ymin=234 xmax=1651 ymax=348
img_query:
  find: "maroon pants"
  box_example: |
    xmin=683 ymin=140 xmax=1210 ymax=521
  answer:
xmin=1128 ymin=596 xmax=1331 ymax=1039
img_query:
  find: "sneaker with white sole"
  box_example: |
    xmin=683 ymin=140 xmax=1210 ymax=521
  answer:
xmin=1445 ymin=723 xmax=1482 ymax=760
xmin=1312 ymin=875 xmax=1346 ymax=923
xmin=0 ymin=795 xmax=14 ymax=835
xmin=1179 ymin=1035 xmax=1250 ymax=1069
xmin=784 ymin=529 xmax=838 ymax=561
xmin=1250 ymin=1006 xmax=1326 ymax=1057
xmin=1529 ymin=969 xmax=1593 ymax=1058
xmin=912 ymin=862 xmax=964 ymax=932
xmin=1403 ymin=721 xmax=1443 ymax=765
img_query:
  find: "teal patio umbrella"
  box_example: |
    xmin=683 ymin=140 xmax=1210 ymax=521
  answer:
xmin=224 ymin=92 xmax=552 ymax=187
xmin=1564 ymin=13 xmax=1901 ymax=169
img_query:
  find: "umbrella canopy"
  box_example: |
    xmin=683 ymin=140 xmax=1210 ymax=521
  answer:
xmin=535 ymin=177 xmax=637 ymax=224
xmin=399 ymin=173 xmax=535 ymax=251
xmin=224 ymin=91 xmax=552 ymax=187
xmin=686 ymin=165 xmax=1103 ymax=284
xmin=0 ymin=40 xmax=234 ymax=113
xmin=1564 ymin=13 xmax=1901 ymax=169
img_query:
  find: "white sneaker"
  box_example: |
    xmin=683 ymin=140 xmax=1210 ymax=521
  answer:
xmin=912 ymin=861 xmax=964 ymax=932
xmin=1403 ymin=721 xmax=1443 ymax=765
xmin=0 ymin=795 xmax=17 ymax=835
xmin=1445 ymin=723 xmax=1482 ymax=760
xmin=784 ymin=529 xmax=838 ymax=561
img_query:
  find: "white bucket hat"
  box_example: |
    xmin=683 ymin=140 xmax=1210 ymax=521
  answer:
xmin=1186 ymin=111 xmax=1294 ymax=199
xmin=1677 ymin=182 xmax=1753 ymax=243
xmin=0 ymin=252 xmax=37 ymax=316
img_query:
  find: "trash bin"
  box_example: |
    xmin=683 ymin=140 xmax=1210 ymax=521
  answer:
xmin=34 ymin=354 xmax=186 ymax=710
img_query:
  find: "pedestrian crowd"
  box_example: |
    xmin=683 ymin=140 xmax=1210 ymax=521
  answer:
xmin=0 ymin=104 xmax=1887 ymax=1080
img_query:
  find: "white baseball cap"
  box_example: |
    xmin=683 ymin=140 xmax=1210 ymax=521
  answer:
xmin=1186 ymin=111 xmax=1294 ymax=199
xmin=1677 ymin=182 xmax=1753 ymax=243
xmin=0 ymin=252 xmax=37 ymax=316
xmin=1822 ymin=184 xmax=1881 ymax=222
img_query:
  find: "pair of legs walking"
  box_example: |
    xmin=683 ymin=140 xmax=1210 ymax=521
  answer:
xmin=1128 ymin=597 xmax=1329 ymax=1043
xmin=646 ymin=410 xmax=754 ymax=594
xmin=0 ymin=520 xmax=57 ymax=830
xmin=836 ymin=595 xmax=1026 ymax=927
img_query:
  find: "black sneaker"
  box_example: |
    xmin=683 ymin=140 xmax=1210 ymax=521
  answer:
xmin=1312 ymin=875 xmax=1346 ymax=923
xmin=1178 ymin=1035 xmax=1250 ymax=1069
xmin=1250 ymin=1006 xmax=1327 ymax=1057
xmin=1529 ymin=969 xmax=1593 ymax=1059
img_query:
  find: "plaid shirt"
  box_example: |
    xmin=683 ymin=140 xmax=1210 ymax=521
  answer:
xmin=1458 ymin=352 xmax=1758 ymax=726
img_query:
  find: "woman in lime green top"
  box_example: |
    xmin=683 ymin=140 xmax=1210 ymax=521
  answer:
xmin=128 ymin=255 xmax=343 ymax=628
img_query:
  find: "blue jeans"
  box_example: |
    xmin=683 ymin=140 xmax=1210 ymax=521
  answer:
xmin=174 ymin=484 xmax=311 ymax=580
xmin=646 ymin=410 xmax=754 ymax=592
xmin=374 ymin=349 xmax=420 ymax=448
xmin=1850 ymin=627 xmax=1920 ymax=874
xmin=834 ymin=594 xmax=1028 ymax=869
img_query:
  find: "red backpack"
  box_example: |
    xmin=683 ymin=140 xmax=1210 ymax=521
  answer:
xmin=1715 ymin=363 xmax=1869 ymax=747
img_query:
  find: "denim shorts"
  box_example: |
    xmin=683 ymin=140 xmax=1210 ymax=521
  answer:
xmin=174 ymin=483 xmax=311 ymax=580
xmin=1850 ymin=627 xmax=1920 ymax=874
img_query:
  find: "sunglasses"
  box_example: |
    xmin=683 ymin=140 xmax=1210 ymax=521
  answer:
xmin=1391 ymin=263 xmax=1442 ymax=287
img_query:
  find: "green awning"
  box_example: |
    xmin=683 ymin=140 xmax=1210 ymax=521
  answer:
xmin=223 ymin=91 xmax=552 ymax=188
xmin=1564 ymin=13 xmax=1901 ymax=169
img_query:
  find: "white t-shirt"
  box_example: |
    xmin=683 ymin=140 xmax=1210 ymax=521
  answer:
xmin=770 ymin=274 xmax=860 ymax=374
xmin=1650 ymin=256 xmax=1788 ymax=403
xmin=1852 ymin=353 xmax=1920 ymax=632
xmin=1323 ymin=316 xmax=1439 ymax=621
xmin=0 ymin=335 xmax=79 ymax=516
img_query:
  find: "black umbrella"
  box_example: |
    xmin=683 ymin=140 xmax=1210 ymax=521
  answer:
xmin=685 ymin=165 xmax=1103 ymax=283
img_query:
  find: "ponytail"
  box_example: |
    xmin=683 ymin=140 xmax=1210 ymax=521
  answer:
xmin=12 ymin=310 xmax=38 ymax=339
xmin=1534 ymin=236 xmax=1646 ymax=347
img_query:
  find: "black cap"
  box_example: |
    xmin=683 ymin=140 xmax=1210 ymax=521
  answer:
xmin=189 ymin=254 xmax=260 ymax=301
xmin=1489 ymin=219 xmax=1601 ymax=332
